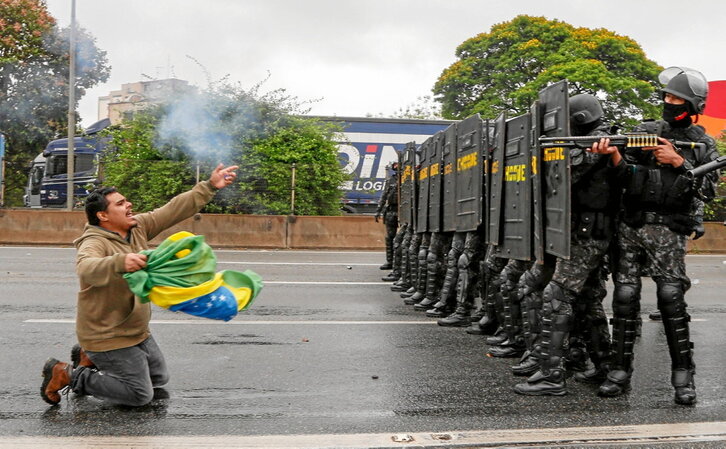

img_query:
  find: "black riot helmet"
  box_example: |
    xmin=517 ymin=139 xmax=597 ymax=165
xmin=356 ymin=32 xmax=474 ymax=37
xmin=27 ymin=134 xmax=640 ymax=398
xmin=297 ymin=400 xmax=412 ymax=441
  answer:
xmin=569 ymin=94 xmax=604 ymax=126
xmin=659 ymin=66 xmax=708 ymax=115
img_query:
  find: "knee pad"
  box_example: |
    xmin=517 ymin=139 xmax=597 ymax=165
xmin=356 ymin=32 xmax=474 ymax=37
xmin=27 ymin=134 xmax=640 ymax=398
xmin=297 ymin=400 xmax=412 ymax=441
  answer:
xmin=543 ymin=282 xmax=568 ymax=313
xmin=426 ymin=250 xmax=438 ymax=265
xmin=457 ymin=252 xmax=471 ymax=270
xmin=656 ymin=282 xmax=686 ymax=317
xmin=612 ymin=283 xmax=640 ymax=318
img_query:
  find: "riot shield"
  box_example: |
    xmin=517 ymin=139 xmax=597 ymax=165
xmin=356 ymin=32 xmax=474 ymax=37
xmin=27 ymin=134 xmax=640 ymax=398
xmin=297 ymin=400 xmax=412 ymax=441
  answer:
xmin=441 ymin=123 xmax=457 ymax=232
xmin=428 ymin=131 xmax=444 ymax=233
xmin=495 ymin=113 xmax=532 ymax=261
xmin=480 ymin=119 xmax=493 ymax=238
xmin=487 ymin=112 xmax=506 ymax=245
xmin=530 ymin=101 xmax=544 ymax=262
xmin=399 ymin=142 xmax=416 ymax=227
xmin=455 ymin=114 xmax=484 ymax=232
xmin=538 ymin=80 xmax=571 ymax=259
xmin=415 ymin=137 xmax=431 ymax=233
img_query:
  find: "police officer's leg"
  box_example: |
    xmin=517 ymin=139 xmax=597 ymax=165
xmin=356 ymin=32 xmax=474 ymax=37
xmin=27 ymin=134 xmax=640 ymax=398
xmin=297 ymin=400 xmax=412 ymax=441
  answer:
xmin=427 ymin=232 xmax=464 ymax=317
xmin=437 ymin=232 xmax=480 ymax=327
xmin=597 ymin=281 xmax=640 ymax=397
xmin=380 ymin=212 xmax=396 ymax=270
xmin=489 ymin=260 xmax=532 ymax=358
xmin=383 ymin=223 xmax=406 ymax=281
xmin=573 ymin=266 xmax=612 ymax=383
xmin=407 ymin=233 xmax=431 ymax=304
xmin=513 ymin=281 xmax=572 ymax=395
xmin=415 ymin=233 xmax=443 ymax=310
xmin=512 ymin=259 xmax=555 ymax=375
xmin=391 ymin=227 xmax=412 ymax=291
xmin=656 ymin=278 xmax=696 ymax=404
xmin=401 ymin=233 xmax=421 ymax=298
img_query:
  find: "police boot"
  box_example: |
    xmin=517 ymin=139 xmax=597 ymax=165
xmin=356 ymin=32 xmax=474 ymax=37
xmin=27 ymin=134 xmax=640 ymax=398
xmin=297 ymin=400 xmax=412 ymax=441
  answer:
xmin=672 ymin=368 xmax=696 ymax=405
xmin=574 ymin=314 xmax=611 ymax=384
xmin=414 ymin=297 xmax=436 ymax=311
xmin=648 ymin=310 xmax=662 ymax=321
xmin=382 ymin=271 xmax=400 ymax=282
xmin=469 ymin=310 xmax=498 ymax=336
xmin=400 ymin=286 xmax=415 ymax=299
xmin=513 ymin=313 xmax=569 ymax=395
xmin=662 ymin=311 xmax=696 ymax=405
xmin=511 ymin=351 xmax=541 ymax=376
xmin=379 ymin=262 xmax=392 ymax=270
xmin=404 ymin=291 xmax=424 ymax=305
xmin=485 ymin=327 xmax=508 ymax=346
xmin=598 ymin=317 xmax=637 ymax=397
xmin=426 ymin=303 xmax=454 ymax=318
xmin=566 ymin=337 xmax=588 ymax=373
xmin=437 ymin=306 xmax=471 ymax=327
xmin=574 ymin=342 xmax=610 ymax=383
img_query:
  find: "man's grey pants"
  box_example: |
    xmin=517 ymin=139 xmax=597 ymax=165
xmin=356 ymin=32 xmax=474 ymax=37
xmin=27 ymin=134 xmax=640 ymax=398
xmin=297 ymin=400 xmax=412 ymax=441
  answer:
xmin=70 ymin=335 xmax=169 ymax=406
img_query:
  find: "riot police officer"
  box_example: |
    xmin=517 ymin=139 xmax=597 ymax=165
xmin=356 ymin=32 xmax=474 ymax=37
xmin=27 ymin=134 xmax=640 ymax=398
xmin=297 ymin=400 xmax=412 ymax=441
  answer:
xmin=376 ymin=162 xmax=399 ymax=270
xmin=592 ymin=67 xmax=720 ymax=405
xmin=514 ymin=93 xmax=619 ymax=396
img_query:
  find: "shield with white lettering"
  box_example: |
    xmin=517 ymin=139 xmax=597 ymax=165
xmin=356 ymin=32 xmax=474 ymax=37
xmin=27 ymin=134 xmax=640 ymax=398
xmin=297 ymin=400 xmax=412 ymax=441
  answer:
xmin=455 ymin=114 xmax=485 ymax=232
xmin=415 ymin=137 xmax=432 ymax=233
xmin=538 ymin=80 xmax=571 ymax=259
xmin=494 ymin=113 xmax=532 ymax=261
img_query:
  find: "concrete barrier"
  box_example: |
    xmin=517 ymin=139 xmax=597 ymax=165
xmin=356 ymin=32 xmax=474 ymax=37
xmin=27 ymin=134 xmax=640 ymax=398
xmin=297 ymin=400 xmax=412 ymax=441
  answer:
xmin=0 ymin=209 xmax=386 ymax=249
xmin=1 ymin=209 xmax=725 ymax=252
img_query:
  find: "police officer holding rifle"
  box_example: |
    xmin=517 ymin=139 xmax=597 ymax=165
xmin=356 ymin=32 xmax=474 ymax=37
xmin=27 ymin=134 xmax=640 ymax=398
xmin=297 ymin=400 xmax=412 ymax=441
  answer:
xmin=589 ymin=67 xmax=720 ymax=405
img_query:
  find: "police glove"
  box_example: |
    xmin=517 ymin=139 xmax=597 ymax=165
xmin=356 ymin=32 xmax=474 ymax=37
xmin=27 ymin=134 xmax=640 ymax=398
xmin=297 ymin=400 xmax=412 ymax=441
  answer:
xmin=374 ymin=213 xmax=380 ymax=223
xmin=693 ymin=224 xmax=705 ymax=240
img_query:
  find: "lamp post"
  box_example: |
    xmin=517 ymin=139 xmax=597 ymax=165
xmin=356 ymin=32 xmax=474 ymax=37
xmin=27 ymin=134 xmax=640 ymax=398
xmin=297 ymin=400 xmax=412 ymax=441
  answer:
xmin=66 ymin=0 xmax=76 ymax=210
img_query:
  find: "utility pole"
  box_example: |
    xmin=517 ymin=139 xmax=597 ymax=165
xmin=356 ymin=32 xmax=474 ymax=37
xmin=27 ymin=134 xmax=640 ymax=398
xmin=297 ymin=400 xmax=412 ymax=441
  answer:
xmin=66 ymin=0 xmax=76 ymax=210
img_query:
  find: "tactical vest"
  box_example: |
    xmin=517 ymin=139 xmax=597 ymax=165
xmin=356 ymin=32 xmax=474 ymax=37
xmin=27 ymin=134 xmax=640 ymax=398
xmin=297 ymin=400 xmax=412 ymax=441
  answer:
xmin=621 ymin=120 xmax=713 ymax=234
xmin=570 ymin=126 xmax=621 ymax=240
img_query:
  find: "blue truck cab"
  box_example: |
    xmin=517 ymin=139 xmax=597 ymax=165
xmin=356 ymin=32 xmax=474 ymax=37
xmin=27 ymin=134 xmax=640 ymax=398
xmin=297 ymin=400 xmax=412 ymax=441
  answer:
xmin=37 ymin=119 xmax=110 ymax=207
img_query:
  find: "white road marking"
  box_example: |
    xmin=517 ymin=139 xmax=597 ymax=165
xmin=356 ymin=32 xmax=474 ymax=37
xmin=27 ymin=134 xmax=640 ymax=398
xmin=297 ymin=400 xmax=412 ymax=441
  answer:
xmin=217 ymin=261 xmax=380 ymax=266
xmin=25 ymin=318 xmax=707 ymax=325
xmin=25 ymin=319 xmax=437 ymax=325
xmin=3 ymin=421 xmax=726 ymax=447
xmin=265 ymin=281 xmax=389 ymax=285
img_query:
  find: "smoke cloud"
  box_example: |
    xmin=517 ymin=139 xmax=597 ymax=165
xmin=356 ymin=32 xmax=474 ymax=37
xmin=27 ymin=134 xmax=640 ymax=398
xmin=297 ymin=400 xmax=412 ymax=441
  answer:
xmin=156 ymin=90 xmax=234 ymax=163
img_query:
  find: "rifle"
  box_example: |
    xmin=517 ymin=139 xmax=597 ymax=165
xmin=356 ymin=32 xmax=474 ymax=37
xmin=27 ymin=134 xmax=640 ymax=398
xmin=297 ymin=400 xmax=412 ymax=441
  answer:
xmin=539 ymin=133 xmax=706 ymax=153
xmin=687 ymin=155 xmax=726 ymax=179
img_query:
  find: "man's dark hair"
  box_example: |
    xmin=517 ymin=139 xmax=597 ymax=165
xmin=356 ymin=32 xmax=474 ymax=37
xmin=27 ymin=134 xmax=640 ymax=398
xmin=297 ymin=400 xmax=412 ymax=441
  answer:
xmin=85 ymin=187 xmax=118 ymax=225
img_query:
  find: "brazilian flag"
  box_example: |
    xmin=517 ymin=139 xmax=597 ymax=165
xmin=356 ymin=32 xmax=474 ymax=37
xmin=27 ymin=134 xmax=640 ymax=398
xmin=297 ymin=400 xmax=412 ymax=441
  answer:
xmin=124 ymin=232 xmax=263 ymax=321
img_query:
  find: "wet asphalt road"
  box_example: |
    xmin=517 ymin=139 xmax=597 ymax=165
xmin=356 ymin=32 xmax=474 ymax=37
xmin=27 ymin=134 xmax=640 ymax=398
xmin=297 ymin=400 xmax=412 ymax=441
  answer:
xmin=1 ymin=246 xmax=726 ymax=445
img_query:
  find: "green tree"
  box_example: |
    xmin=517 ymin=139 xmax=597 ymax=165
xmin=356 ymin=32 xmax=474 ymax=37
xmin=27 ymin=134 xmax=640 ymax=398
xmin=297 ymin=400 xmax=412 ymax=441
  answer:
xmin=704 ymin=135 xmax=726 ymax=221
xmin=102 ymin=82 xmax=347 ymax=215
xmin=0 ymin=0 xmax=110 ymax=206
xmin=434 ymin=15 xmax=662 ymax=126
xmin=240 ymin=116 xmax=346 ymax=215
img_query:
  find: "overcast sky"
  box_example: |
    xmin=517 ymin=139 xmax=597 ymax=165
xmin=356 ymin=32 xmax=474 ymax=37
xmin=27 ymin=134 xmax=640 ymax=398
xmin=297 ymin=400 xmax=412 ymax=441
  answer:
xmin=44 ymin=0 xmax=726 ymax=127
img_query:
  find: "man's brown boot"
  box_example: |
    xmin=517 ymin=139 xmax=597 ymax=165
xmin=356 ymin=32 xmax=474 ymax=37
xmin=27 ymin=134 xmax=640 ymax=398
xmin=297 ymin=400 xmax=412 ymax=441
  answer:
xmin=71 ymin=344 xmax=95 ymax=369
xmin=40 ymin=358 xmax=71 ymax=405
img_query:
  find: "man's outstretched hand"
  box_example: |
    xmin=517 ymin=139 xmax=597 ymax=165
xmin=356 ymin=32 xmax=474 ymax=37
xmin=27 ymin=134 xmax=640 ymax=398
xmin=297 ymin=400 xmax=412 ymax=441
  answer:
xmin=209 ymin=163 xmax=239 ymax=189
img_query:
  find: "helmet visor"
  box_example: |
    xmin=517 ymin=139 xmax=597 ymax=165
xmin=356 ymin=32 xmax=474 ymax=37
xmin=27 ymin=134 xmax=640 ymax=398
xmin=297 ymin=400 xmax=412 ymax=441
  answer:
xmin=658 ymin=66 xmax=708 ymax=97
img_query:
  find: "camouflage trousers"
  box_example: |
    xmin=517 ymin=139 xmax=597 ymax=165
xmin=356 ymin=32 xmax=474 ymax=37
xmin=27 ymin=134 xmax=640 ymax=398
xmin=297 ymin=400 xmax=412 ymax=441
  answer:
xmin=614 ymin=222 xmax=690 ymax=290
xmin=538 ymin=234 xmax=612 ymax=372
